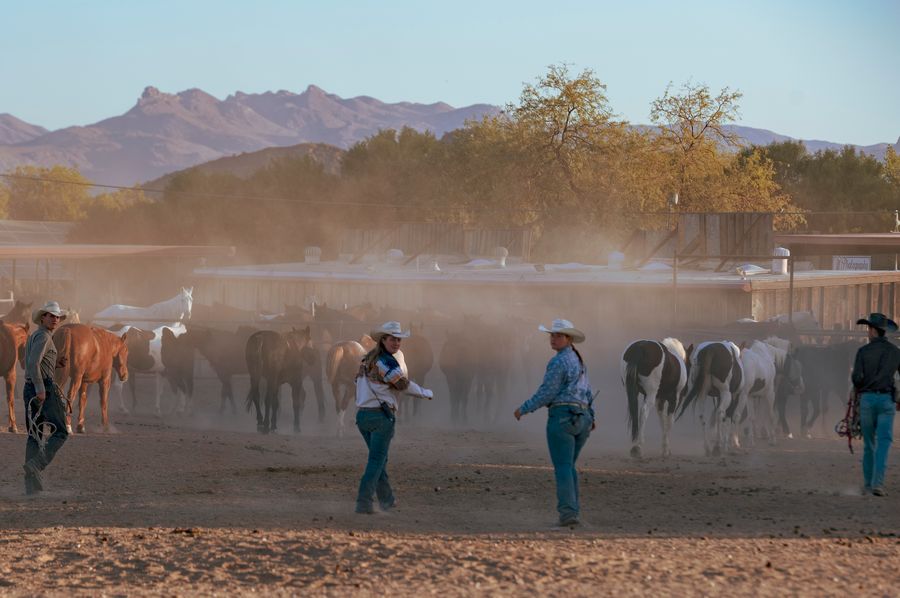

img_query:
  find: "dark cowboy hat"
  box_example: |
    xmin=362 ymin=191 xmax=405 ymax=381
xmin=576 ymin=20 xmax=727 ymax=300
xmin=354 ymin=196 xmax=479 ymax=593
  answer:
xmin=856 ymin=312 xmax=898 ymax=332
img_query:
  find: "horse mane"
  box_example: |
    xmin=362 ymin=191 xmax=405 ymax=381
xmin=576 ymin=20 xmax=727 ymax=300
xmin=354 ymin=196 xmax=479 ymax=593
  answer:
xmin=661 ymin=337 xmax=686 ymax=361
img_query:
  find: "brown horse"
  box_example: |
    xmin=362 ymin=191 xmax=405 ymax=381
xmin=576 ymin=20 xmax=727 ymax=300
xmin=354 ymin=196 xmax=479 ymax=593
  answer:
xmin=325 ymin=340 xmax=366 ymax=436
xmin=0 ymin=320 xmax=28 ymax=432
xmin=1 ymin=300 xmax=32 ymax=325
xmin=53 ymin=324 xmax=129 ymax=433
xmin=245 ymin=326 xmax=316 ymax=434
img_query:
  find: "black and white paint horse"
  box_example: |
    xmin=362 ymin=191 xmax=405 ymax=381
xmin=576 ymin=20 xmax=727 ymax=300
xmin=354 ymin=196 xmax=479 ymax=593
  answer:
xmin=678 ymin=341 xmax=744 ymax=456
xmin=620 ymin=338 xmax=687 ymax=458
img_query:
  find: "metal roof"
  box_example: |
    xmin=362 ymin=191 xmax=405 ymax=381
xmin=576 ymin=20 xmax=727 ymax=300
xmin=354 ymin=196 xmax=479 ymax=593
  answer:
xmin=0 ymin=244 xmax=236 ymax=259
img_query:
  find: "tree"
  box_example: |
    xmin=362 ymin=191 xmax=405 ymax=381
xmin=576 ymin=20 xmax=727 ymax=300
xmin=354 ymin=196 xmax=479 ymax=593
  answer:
xmin=6 ymin=165 xmax=93 ymax=220
xmin=650 ymin=81 xmax=743 ymax=209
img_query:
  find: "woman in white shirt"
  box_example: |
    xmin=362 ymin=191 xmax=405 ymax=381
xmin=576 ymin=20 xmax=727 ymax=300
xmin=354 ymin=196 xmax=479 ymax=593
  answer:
xmin=354 ymin=321 xmax=432 ymax=514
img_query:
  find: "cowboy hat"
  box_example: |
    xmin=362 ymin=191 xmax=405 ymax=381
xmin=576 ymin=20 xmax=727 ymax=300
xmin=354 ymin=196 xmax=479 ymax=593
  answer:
xmin=538 ymin=319 xmax=586 ymax=344
xmin=31 ymin=300 xmax=68 ymax=325
xmin=856 ymin=312 xmax=898 ymax=332
xmin=370 ymin=321 xmax=410 ymax=342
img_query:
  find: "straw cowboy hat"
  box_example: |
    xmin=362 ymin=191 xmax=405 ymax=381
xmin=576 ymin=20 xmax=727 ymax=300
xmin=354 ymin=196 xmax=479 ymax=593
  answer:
xmin=32 ymin=300 xmax=68 ymax=325
xmin=538 ymin=319 xmax=586 ymax=344
xmin=856 ymin=312 xmax=898 ymax=333
xmin=370 ymin=321 xmax=410 ymax=342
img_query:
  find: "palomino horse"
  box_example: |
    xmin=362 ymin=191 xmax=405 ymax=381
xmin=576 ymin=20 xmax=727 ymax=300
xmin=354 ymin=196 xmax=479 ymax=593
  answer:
xmin=325 ymin=340 xmax=367 ymax=436
xmin=245 ymin=327 xmax=317 ymax=434
xmin=53 ymin=324 xmax=129 ymax=433
xmin=620 ymin=338 xmax=687 ymax=459
xmin=677 ymin=341 xmax=744 ymax=456
xmin=93 ymin=287 xmax=193 ymax=327
xmin=0 ymin=320 xmax=29 ymax=432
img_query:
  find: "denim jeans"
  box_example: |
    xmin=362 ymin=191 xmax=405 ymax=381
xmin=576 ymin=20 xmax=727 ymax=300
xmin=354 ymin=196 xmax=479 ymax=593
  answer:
xmin=355 ymin=409 xmax=396 ymax=512
xmin=23 ymin=379 xmax=69 ymax=470
xmin=860 ymin=392 xmax=895 ymax=490
xmin=546 ymin=405 xmax=592 ymax=522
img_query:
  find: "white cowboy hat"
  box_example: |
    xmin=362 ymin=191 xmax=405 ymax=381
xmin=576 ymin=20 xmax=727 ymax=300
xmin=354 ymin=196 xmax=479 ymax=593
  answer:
xmin=32 ymin=300 xmax=68 ymax=325
xmin=370 ymin=321 xmax=410 ymax=342
xmin=538 ymin=318 xmax=586 ymax=344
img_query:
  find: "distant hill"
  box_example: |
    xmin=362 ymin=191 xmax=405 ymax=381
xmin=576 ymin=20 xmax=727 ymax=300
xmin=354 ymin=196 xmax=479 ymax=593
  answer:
xmin=0 ymin=85 xmax=498 ymax=186
xmin=143 ymin=142 xmax=345 ymax=191
xmin=0 ymin=114 xmax=48 ymax=144
xmin=0 ymin=85 xmax=896 ymax=187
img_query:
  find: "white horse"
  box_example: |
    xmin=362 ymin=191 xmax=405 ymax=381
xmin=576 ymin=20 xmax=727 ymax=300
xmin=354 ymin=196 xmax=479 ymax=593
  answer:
xmin=678 ymin=341 xmax=744 ymax=456
xmin=733 ymin=340 xmax=780 ymax=447
xmin=620 ymin=338 xmax=687 ymax=458
xmin=112 ymin=322 xmax=191 ymax=415
xmin=93 ymin=288 xmax=193 ymax=327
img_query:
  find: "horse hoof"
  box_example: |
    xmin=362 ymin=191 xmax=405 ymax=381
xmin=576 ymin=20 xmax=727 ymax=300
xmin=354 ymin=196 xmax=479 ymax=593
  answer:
xmin=76 ymin=425 xmax=86 ymax=434
xmin=630 ymin=446 xmax=642 ymax=459
xmin=293 ymin=426 xmax=301 ymax=434
xmin=661 ymin=450 xmax=671 ymax=459
xmin=7 ymin=425 xmax=17 ymax=433
xmin=711 ymin=446 xmax=721 ymax=457
xmin=66 ymin=425 xmax=74 ymax=434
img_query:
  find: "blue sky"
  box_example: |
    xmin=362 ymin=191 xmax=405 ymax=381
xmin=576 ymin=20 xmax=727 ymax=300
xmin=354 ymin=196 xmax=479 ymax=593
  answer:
xmin=3 ymin=0 xmax=898 ymax=145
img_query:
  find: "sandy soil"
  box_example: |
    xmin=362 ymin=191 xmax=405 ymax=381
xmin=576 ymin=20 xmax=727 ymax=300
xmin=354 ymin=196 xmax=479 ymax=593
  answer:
xmin=0 ymin=379 xmax=898 ymax=596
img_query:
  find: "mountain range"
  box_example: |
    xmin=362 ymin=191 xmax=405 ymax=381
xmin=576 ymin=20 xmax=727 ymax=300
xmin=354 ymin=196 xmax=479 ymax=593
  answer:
xmin=0 ymin=86 xmax=897 ymax=187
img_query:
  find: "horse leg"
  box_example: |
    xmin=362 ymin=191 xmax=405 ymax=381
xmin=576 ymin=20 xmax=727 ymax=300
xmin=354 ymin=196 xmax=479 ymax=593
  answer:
xmin=77 ymin=382 xmax=89 ymax=434
xmin=5 ymin=371 xmax=16 ymax=433
xmin=765 ymin=387 xmax=777 ymax=446
xmin=715 ymin=391 xmax=732 ymax=456
xmin=64 ymin=373 xmax=82 ymax=434
xmin=799 ymin=391 xmax=812 ymax=438
xmin=312 ymin=370 xmax=326 ymax=424
xmin=99 ymin=376 xmax=111 ymax=432
xmin=291 ymin=382 xmax=304 ymax=434
xmin=336 ymin=385 xmax=350 ymax=438
xmin=113 ymin=379 xmax=129 ymax=415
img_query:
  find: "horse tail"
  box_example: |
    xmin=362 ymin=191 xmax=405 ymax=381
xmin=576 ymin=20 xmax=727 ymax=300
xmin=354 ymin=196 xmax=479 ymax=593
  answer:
xmin=245 ymin=334 xmax=264 ymax=413
xmin=624 ymin=361 xmax=641 ymax=442
xmin=677 ymin=347 xmax=712 ymax=420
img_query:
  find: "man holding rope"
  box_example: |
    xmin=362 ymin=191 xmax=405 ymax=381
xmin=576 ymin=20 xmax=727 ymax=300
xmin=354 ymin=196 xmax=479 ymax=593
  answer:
xmin=851 ymin=313 xmax=899 ymax=497
xmin=23 ymin=301 xmax=69 ymax=496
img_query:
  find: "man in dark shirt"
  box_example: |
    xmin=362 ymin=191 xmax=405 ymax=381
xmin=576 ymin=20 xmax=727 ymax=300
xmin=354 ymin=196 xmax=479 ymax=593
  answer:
xmin=23 ymin=300 xmax=69 ymax=495
xmin=851 ymin=313 xmax=899 ymax=496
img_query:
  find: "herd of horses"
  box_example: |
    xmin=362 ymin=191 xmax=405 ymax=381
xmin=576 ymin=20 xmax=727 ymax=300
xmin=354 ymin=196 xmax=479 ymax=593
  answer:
xmin=621 ymin=321 xmax=860 ymax=458
xmin=0 ymin=290 xmax=864 ymax=456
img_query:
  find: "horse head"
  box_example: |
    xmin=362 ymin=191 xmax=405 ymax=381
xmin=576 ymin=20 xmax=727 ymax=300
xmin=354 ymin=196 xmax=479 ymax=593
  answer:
xmin=114 ymin=332 xmax=129 ymax=382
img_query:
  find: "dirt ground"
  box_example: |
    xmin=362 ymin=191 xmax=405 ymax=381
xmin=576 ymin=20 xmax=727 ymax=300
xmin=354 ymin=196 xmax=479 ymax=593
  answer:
xmin=0 ymin=377 xmax=898 ymax=597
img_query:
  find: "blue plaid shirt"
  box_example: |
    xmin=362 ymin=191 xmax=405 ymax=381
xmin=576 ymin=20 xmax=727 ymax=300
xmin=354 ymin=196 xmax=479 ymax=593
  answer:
xmin=519 ymin=346 xmax=593 ymax=415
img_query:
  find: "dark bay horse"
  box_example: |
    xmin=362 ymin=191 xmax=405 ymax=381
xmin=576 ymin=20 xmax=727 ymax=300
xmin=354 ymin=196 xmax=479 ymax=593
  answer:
xmin=245 ymin=326 xmax=317 ymax=434
xmin=53 ymin=324 xmax=129 ymax=433
xmin=183 ymin=325 xmax=256 ymax=413
xmin=439 ymin=330 xmax=478 ymax=424
xmin=0 ymin=320 xmax=28 ymax=432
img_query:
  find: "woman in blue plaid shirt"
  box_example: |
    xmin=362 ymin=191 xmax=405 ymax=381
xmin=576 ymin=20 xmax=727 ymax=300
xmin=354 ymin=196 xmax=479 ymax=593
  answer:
xmin=515 ymin=319 xmax=595 ymax=527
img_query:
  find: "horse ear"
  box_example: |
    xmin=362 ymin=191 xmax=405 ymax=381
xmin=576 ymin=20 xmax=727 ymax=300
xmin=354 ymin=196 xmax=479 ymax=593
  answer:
xmin=187 ymin=287 xmax=193 ymax=295
xmin=120 ymin=331 xmax=128 ymax=341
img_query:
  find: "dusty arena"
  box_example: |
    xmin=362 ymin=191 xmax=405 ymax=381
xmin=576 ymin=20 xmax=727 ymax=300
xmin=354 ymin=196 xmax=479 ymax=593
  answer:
xmin=1 ymin=372 xmax=897 ymax=597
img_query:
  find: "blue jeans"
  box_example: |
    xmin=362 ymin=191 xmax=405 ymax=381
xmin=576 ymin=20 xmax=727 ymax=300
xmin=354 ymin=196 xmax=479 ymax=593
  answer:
xmin=23 ymin=379 xmax=69 ymax=471
xmin=355 ymin=409 xmax=396 ymax=512
xmin=546 ymin=405 xmax=592 ymax=521
xmin=860 ymin=392 xmax=895 ymax=490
